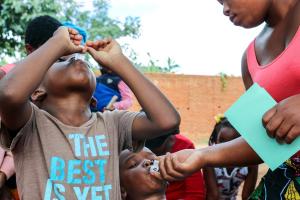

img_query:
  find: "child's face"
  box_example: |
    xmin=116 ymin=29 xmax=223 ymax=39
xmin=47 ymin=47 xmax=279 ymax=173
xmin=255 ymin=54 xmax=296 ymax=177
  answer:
xmin=217 ymin=127 xmax=239 ymax=144
xmin=217 ymin=0 xmax=270 ymax=28
xmin=119 ymin=148 xmax=167 ymax=198
xmin=42 ymin=56 xmax=96 ymax=98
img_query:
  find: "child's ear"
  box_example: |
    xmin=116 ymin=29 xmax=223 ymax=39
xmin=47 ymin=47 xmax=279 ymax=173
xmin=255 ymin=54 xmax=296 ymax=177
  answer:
xmin=31 ymin=89 xmax=47 ymax=103
xmin=25 ymin=44 xmax=35 ymax=55
xmin=121 ymin=187 xmax=127 ymax=200
xmin=90 ymin=96 xmax=98 ymax=109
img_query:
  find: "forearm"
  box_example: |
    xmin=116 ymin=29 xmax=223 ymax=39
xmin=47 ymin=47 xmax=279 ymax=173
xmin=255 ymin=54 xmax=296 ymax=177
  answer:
xmin=242 ymin=166 xmax=258 ymax=199
xmin=0 ymin=37 xmax=64 ymax=104
xmin=201 ymin=137 xmax=262 ymax=167
xmin=203 ymin=167 xmax=219 ymax=200
xmin=110 ymin=56 xmax=180 ymax=131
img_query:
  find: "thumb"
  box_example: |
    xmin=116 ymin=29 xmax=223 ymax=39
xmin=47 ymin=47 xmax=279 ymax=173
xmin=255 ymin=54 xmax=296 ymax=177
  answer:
xmin=87 ymin=47 xmax=100 ymax=60
xmin=73 ymin=45 xmax=84 ymax=53
xmin=172 ymin=155 xmax=188 ymax=174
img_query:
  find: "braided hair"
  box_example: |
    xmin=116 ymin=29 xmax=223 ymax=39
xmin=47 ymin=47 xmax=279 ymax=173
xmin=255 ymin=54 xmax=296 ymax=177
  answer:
xmin=208 ymin=117 xmax=235 ymax=146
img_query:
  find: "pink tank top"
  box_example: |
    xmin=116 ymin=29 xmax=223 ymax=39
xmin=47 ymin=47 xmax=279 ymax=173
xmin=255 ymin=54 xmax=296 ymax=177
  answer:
xmin=1 ymin=63 xmax=15 ymax=74
xmin=247 ymin=27 xmax=300 ymax=162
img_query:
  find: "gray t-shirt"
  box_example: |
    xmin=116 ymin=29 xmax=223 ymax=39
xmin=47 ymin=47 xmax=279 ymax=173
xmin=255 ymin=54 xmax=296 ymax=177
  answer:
xmin=0 ymin=104 xmax=138 ymax=200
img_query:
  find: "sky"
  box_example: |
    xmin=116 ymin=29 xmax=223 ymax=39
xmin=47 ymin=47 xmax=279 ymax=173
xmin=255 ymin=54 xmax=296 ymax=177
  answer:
xmin=84 ymin=0 xmax=264 ymax=76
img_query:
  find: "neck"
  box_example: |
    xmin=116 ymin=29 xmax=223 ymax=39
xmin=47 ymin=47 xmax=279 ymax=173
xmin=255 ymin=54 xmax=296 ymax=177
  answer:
xmin=266 ymin=0 xmax=297 ymax=27
xmin=40 ymin=94 xmax=92 ymax=126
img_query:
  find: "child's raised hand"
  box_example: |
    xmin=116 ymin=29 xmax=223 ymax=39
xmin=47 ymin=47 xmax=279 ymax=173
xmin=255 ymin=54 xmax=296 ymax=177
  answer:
xmin=85 ymin=38 xmax=123 ymax=69
xmin=52 ymin=26 xmax=84 ymax=55
xmin=156 ymin=149 xmax=204 ymax=182
xmin=263 ymin=94 xmax=300 ymax=144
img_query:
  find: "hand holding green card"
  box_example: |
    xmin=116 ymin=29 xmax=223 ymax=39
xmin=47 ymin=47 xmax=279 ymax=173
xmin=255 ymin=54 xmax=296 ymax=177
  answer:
xmin=225 ymin=83 xmax=300 ymax=170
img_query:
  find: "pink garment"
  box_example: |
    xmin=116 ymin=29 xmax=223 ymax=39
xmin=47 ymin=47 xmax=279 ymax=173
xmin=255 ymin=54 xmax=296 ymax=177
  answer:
xmin=247 ymin=26 xmax=300 ymax=103
xmin=0 ymin=148 xmax=14 ymax=179
xmin=247 ymin=26 xmax=300 ymax=160
xmin=1 ymin=63 xmax=15 ymax=74
xmin=113 ymin=80 xmax=133 ymax=110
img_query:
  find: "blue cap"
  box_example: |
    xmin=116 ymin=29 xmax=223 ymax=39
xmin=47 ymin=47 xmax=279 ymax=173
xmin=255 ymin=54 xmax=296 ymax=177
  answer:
xmin=63 ymin=22 xmax=87 ymax=44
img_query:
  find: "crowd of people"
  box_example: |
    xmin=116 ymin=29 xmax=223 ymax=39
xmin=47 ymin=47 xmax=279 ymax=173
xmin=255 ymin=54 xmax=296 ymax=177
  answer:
xmin=0 ymin=0 xmax=299 ymax=199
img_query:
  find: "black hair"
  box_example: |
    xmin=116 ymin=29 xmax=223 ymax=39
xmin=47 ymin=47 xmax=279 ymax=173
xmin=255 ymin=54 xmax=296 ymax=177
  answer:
xmin=208 ymin=117 xmax=237 ymax=146
xmin=25 ymin=15 xmax=62 ymax=49
xmin=145 ymin=128 xmax=180 ymax=150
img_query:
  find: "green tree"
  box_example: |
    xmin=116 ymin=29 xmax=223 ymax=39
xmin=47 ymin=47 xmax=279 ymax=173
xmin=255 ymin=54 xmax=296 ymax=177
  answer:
xmin=0 ymin=0 xmax=140 ymax=61
xmin=138 ymin=53 xmax=180 ymax=73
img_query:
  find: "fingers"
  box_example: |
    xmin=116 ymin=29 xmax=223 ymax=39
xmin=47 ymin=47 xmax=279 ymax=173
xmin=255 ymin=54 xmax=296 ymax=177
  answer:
xmin=265 ymin=113 xmax=284 ymax=139
xmin=85 ymin=38 xmax=111 ymax=50
xmin=86 ymin=47 xmax=99 ymax=59
xmin=274 ymin=119 xmax=293 ymax=143
xmin=67 ymin=27 xmax=79 ymax=35
xmin=263 ymin=100 xmax=300 ymax=144
xmin=158 ymin=153 xmax=187 ymax=182
xmin=284 ymin=126 xmax=300 ymax=144
xmin=165 ymin=153 xmax=185 ymax=181
xmin=262 ymin=106 xmax=276 ymax=127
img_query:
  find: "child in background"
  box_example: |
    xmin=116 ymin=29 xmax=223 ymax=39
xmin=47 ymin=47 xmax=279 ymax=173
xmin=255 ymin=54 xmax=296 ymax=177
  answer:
xmin=94 ymin=67 xmax=133 ymax=111
xmin=119 ymin=147 xmax=168 ymax=200
xmin=204 ymin=116 xmax=258 ymax=200
xmin=146 ymin=133 xmax=205 ymax=200
xmin=0 ymin=27 xmax=180 ymax=199
xmin=0 ymin=15 xmax=63 ymax=75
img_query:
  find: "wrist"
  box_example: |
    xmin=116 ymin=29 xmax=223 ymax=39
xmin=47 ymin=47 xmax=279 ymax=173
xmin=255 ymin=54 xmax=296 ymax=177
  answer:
xmin=109 ymin=55 xmax=132 ymax=72
xmin=197 ymin=148 xmax=210 ymax=168
xmin=48 ymin=36 xmax=68 ymax=57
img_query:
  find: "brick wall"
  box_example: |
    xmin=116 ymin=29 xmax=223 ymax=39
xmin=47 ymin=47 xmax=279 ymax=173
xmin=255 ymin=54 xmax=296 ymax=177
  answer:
xmin=130 ymin=73 xmax=245 ymax=147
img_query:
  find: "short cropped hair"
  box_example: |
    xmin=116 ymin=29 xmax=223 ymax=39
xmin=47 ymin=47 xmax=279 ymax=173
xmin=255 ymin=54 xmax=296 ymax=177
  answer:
xmin=25 ymin=15 xmax=62 ymax=49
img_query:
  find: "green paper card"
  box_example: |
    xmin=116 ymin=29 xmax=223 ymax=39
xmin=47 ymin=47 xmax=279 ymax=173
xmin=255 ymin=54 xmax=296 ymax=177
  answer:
xmin=225 ymin=83 xmax=300 ymax=170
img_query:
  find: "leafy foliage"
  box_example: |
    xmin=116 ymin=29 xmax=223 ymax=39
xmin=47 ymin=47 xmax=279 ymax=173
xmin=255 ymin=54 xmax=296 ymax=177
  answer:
xmin=0 ymin=0 xmax=140 ymax=60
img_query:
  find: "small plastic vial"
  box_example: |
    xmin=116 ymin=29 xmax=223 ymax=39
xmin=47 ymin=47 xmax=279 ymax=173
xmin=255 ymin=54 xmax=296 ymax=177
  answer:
xmin=150 ymin=160 xmax=159 ymax=173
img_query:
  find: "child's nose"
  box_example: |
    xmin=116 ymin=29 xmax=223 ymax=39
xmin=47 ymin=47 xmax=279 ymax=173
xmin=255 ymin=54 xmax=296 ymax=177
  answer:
xmin=223 ymin=2 xmax=230 ymax=16
xmin=143 ymin=159 xmax=153 ymax=168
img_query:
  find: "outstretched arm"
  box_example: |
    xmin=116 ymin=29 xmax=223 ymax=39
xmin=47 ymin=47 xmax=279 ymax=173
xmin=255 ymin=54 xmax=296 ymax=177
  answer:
xmin=157 ymin=137 xmax=262 ymax=182
xmin=242 ymin=165 xmax=258 ymax=200
xmin=86 ymin=39 xmax=180 ymax=141
xmin=0 ymin=27 xmax=83 ymax=133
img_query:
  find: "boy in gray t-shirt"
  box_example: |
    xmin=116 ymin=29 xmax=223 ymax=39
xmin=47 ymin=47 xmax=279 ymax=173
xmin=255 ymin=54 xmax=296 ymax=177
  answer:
xmin=0 ymin=27 xmax=180 ymax=200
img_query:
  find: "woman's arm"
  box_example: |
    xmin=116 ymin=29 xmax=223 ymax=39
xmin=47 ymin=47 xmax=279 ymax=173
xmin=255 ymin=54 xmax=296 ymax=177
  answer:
xmin=242 ymin=166 xmax=258 ymax=200
xmin=203 ymin=167 xmax=219 ymax=200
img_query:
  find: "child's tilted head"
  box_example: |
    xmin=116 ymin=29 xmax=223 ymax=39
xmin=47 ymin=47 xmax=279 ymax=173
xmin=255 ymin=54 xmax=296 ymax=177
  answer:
xmin=31 ymin=56 xmax=96 ymax=106
xmin=119 ymin=148 xmax=167 ymax=200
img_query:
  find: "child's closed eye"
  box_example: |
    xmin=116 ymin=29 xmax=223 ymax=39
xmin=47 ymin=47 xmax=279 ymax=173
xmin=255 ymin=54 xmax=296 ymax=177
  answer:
xmin=56 ymin=58 xmax=67 ymax=63
xmin=128 ymin=161 xmax=139 ymax=169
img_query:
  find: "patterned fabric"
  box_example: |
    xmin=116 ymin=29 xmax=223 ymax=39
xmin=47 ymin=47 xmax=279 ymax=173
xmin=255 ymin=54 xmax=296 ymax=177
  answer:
xmin=249 ymin=158 xmax=300 ymax=200
xmin=214 ymin=167 xmax=248 ymax=200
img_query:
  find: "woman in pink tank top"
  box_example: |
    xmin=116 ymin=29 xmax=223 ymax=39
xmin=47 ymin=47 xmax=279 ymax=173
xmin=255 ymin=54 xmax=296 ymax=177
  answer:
xmin=155 ymin=1 xmax=300 ymax=199
xmin=212 ymin=1 xmax=300 ymax=199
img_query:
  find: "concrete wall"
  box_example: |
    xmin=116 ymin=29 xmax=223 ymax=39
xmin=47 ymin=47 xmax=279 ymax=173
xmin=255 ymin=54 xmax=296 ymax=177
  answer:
xmin=130 ymin=73 xmax=245 ymax=146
